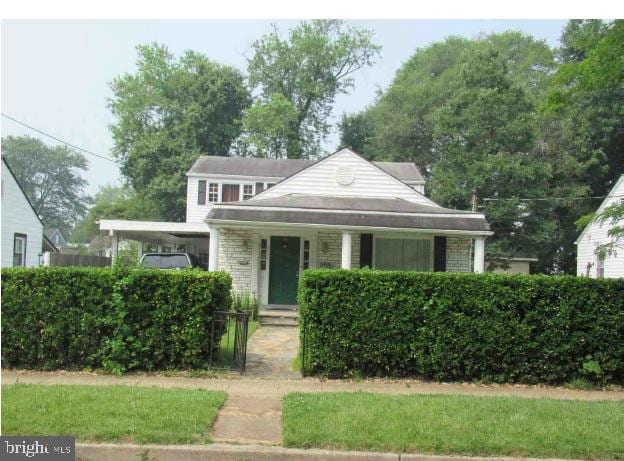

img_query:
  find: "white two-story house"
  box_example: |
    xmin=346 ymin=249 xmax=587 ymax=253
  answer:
xmin=100 ymin=148 xmax=491 ymax=306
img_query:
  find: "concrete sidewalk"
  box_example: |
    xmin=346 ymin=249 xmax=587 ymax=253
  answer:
xmin=75 ymin=442 xmax=583 ymax=461
xmin=3 ymin=370 xmax=623 ymax=401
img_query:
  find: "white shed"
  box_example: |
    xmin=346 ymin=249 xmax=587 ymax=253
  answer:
xmin=576 ymin=175 xmax=624 ymax=278
xmin=1 ymin=157 xmax=44 ymax=267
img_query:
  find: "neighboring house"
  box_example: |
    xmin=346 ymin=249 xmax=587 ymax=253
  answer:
xmin=576 ymin=175 xmax=624 ymax=278
xmin=100 ymin=148 xmax=492 ymax=306
xmin=1 ymin=157 xmax=48 ymax=267
xmin=44 ymin=227 xmax=67 ymax=248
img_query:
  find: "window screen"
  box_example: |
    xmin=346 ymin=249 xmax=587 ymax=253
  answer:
xmin=374 ymin=238 xmax=431 ymax=271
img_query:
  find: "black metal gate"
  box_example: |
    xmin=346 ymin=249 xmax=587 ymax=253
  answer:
xmin=209 ymin=310 xmax=251 ymax=373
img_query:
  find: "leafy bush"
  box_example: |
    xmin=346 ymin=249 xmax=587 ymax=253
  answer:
xmin=1 ymin=267 xmax=231 ymax=373
xmin=299 ymin=270 xmax=624 ymax=384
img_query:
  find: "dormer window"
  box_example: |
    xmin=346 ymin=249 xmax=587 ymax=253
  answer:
xmin=208 ymin=183 xmax=219 ymax=202
xmin=243 ymin=184 xmax=254 ymax=200
xmin=221 ymin=184 xmax=240 ymax=202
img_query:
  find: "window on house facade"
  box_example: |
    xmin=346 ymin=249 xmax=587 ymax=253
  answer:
xmin=303 ymin=240 xmax=310 ymax=270
xmin=197 ymin=180 xmax=206 ymax=205
xmin=208 ymin=183 xmax=219 ymax=202
xmin=374 ymin=238 xmax=431 ymax=271
xmin=255 ymin=182 xmax=265 ymax=195
xmin=13 ymin=233 xmax=26 ymax=267
xmin=221 ymin=184 xmax=240 ymax=202
xmin=596 ymin=255 xmax=605 ymax=278
xmin=243 ymin=184 xmax=254 ymax=200
xmin=260 ymin=239 xmax=267 ymax=270
xmin=266 ymin=183 xmax=275 ymax=189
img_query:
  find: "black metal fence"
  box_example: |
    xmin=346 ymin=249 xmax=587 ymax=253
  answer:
xmin=209 ymin=310 xmax=251 ymax=373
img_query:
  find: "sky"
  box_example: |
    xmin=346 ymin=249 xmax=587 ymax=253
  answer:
xmin=1 ymin=20 xmax=568 ymax=195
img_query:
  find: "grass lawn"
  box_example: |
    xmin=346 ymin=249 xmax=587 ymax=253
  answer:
xmin=2 ymin=384 xmax=227 ymax=444
xmin=283 ymin=392 xmax=624 ymax=459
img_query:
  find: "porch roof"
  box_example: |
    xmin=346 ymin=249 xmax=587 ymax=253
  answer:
xmin=206 ymin=195 xmax=492 ymax=235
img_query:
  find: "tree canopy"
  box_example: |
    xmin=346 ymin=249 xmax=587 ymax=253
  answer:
xmin=239 ymin=20 xmax=381 ymax=159
xmin=2 ymin=135 xmax=90 ymax=235
xmin=339 ymin=23 xmax=623 ymax=273
xmin=109 ymin=43 xmax=250 ymax=221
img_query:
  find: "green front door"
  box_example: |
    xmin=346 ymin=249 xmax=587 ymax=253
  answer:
xmin=269 ymin=236 xmax=301 ymax=305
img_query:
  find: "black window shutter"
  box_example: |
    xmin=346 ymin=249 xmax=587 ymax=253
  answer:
xmin=197 ymin=180 xmax=206 ymax=205
xmin=434 ymin=236 xmax=447 ymax=272
xmin=360 ymin=234 xmax=373 ymax=268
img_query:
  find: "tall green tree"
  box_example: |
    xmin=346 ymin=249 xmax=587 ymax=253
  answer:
xmin=109 ymin=43 xmax=250 ymax=221
xmin=70 ymin=184 xmax=158 ymax=245
xmin=429 ymin=48 xmax=554 ymax=264
xmin=1 ymin=135 xmax=90 ymax=234
xmin=339 ymin=32 xmax=555 ymax=173
xmin=240 ymin=20 xmax=381 ymax=158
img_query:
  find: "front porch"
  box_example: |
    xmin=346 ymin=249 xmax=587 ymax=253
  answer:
xmin=210 ymin=225 xmax=488 ymax=308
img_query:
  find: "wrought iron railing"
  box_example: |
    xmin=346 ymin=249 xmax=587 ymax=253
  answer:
xmin=209 ymin=310 xmax=251 ymax=373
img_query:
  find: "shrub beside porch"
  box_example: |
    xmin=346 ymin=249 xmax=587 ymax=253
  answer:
xmin=299 ymin=270 xmax=624 ymax=384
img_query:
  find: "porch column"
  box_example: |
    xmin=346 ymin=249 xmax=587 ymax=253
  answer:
xmin=208 ymin=227 xmax=220 ymax=271
xmin=137 ymin=241 xmax=143 ymax=260
xmin=473 ymin=236 xmax=485 ymax=273
xmin=341 ymin=231 xmax=352 ymax=269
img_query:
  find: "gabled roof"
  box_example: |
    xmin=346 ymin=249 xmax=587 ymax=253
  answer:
xmin=1 ymin=157 xmax=44 ymax=226
xmin=575 ymin=174 xmax=624 ymax=244
xmin=187 ymin=154 xmax=425 ymax=183
xmin=44 ymin=227 xmax=65 ymax=241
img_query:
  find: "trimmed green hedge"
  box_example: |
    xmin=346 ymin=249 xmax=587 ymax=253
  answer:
xmin=299 ymin=270 xmax=624 ymax=384
xmin=1 ymin=267 xmax=231 ymax=373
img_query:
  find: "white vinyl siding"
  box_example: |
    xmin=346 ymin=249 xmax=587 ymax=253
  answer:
xmin=256 ymin=149 xmax=435 ymax=206
xmin=576 ymin=176 xmax=624 ymax=278
xmin=1 ymin=161 xmax=43 ymax=267
xmin=374 ymin=238 xmax=432 ymax=271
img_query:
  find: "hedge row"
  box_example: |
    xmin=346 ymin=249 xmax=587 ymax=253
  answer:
xmin=299 ymin=270 xmax=624 ymax=384
xmin=1 ymin=267 xmax=231 ymax=374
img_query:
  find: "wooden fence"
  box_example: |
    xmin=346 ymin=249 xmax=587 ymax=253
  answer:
xmin=45 ymin=252 xmax=111 ymax=268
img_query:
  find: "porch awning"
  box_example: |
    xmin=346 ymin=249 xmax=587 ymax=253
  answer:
xmin=205 ymin=195 xmax=492 ymax=235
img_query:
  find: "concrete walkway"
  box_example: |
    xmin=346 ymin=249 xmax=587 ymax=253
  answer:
xmin=244 ymin=325 xmax=300 ymax=378
xmin=211 ymin=325 xmax=300 ymax=443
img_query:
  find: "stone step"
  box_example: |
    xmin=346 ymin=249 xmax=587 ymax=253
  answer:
xmin=258 ymin=310 xmax=299 ymax=326
xmin=259 ymin=318 xmax=299 ymax=327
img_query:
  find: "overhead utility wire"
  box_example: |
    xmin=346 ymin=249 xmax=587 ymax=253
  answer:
xmin=1 ymin=113 xmax=117 ymax=163
xmin=482 ymin=194 xmax=624 ymax=202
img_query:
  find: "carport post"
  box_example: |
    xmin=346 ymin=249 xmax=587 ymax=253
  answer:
xmin=109 ymin=230 xmax=118 ymax=267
